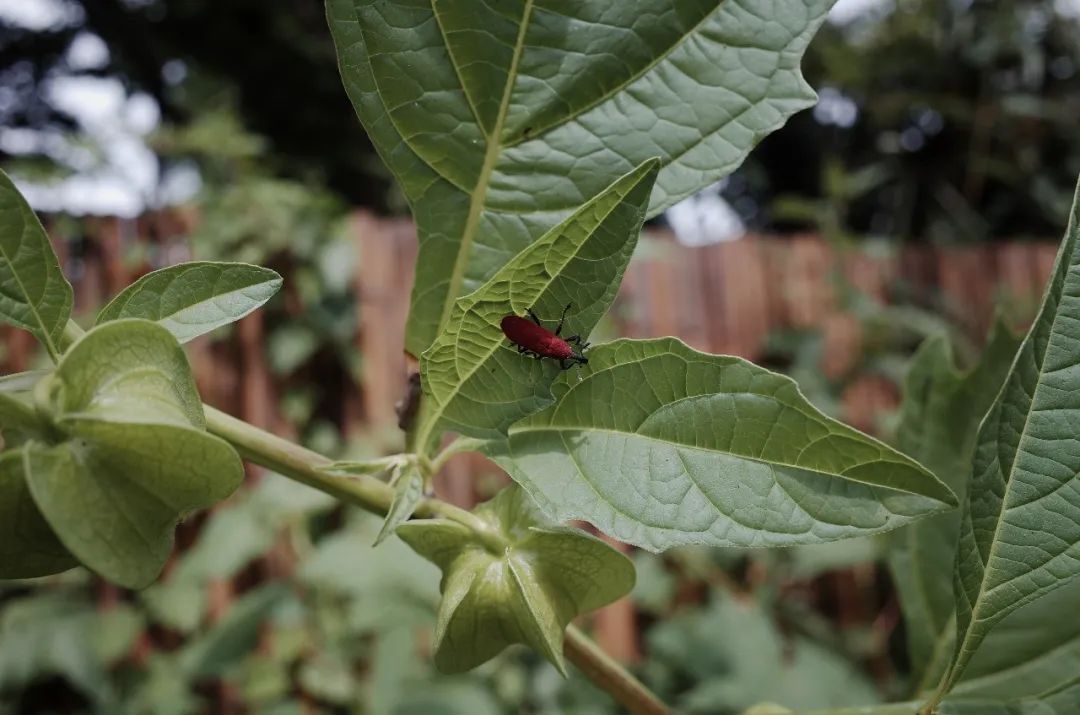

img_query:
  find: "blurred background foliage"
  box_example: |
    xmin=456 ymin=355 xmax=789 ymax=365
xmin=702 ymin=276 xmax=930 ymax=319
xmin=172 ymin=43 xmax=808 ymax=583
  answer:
xmin=2 ymin=0 xmax=1078 ymax=713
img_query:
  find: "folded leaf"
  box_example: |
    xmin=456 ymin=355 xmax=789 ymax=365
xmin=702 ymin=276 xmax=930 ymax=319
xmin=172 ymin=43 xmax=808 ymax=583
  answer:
xmin=96 ymin=261 xmax=282 ymax=342
xmin=936 ymin=178 xmax=1080 ymax=697
xmin=397 ymin=486 xmax=634 ymax=674
xmin=488 ymin=338 xmax=956 ymax=552
xmin=0 ymin=169 xmax=73 ymax=359
xmin=327 ymin=0 xmax=832 ymax=354
xmin=21 ymin=320 xmax=244 ymax=588
xmin=415 ymin=159 xmax=658 ymax=448
xmin=885 ymin=322 xmax=1020 ymax=691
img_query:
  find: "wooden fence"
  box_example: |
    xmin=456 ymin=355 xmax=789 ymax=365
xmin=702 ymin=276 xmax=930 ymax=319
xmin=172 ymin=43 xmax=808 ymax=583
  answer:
xmin=0 ymin=211 xmax=1058 ymax=667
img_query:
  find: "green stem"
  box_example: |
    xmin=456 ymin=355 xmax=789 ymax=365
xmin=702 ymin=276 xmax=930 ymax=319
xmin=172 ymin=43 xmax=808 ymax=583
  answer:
xmin=564 ymin=625 xmax=669 ymax=715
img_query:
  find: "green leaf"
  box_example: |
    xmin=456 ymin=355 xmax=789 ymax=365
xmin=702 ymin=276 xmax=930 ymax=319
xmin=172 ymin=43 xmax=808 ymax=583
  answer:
xmin=938 ymin=681 xmax=1080 ymax=715
xmin=0 ymin=449 xmax=77 ymax=579
xmin=179 ymin=585 xmax=288 ymax=678
xmin=936 ymin=179 xmax=1080 ymax=697
xmin=0 ymin=593 xmax=116 ymax=708
xmin=44 ymin=318 xmax=206 ymax=428
xmin=949 ymin=577 xmax=1080 ymax=702
xmin=375 ymin=462 xmax=425 ymax=546
xmin=488 ymin=338 xmax=957 ymax=552
xmin=649 ymin=598 xmax=879 ymax=713
xmin=885 ymin=322 xmax=1021 ymax=691
xmin=22 ymin=320 xmax=244 ymax=588
xmin=0 ymin=168 xmax=73 ymax=359
xmin=327 ymin=0 xmax=833 ymax=355
xmin=415 ymin=159 xmax=658 ymax=447
xmin=96 ymin=261 xmax=282 ymax=343
xmin=396 ymin=486 xmax=634 ymax=674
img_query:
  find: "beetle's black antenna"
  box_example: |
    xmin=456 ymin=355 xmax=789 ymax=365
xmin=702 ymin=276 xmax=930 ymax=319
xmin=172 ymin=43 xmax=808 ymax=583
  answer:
xmin=555 ymin=303 xmax=572 ymax=336
xmin=527 ymin=308 xmax=542 ymax=327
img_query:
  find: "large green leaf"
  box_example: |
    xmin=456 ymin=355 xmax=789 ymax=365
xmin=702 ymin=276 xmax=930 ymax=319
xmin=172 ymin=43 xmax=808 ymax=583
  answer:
xmin=96 ymin=261 xmax=283 ymax=343
xmin=21 ymin=320 xmax=244 ymax=588
xmin=488 ymin=338 xmax=956 ymax=552
xmin=415 ymin=159 xmax=658 ymax=448
xmin=396 ymin=486 xmax=634 ymax=674
xmin=885 ymin=322 xmax=1020 ymax=691
xmin=935 ymin=180 xmax=1080 ymax=698
xmin=0 ymin=450 xmax=77 ymax=579
xmin=327 ymin=0 xmax=833 ymax=355
xmin=0 ymin=169 xmax=72 ymax=359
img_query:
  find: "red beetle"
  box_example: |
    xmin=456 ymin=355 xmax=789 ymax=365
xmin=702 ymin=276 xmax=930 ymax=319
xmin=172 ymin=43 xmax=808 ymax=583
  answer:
xmin=501 ymin=303 xmax=589 ymax=370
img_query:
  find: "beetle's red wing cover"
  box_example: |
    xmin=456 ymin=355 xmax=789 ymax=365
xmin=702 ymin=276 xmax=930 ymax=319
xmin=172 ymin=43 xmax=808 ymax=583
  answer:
xmin=500 ymin=316 xmax=572 ymax=359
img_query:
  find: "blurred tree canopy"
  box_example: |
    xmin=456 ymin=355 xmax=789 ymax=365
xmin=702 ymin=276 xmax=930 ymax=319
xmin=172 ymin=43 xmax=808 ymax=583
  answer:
xmin=3 ymin=0 xmax=1080 ymax=239
xmin=0 ymin=0 xmax=390 ymax=207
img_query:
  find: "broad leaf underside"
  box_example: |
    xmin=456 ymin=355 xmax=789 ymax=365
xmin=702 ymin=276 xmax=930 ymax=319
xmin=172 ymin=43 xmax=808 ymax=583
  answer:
xmin=490 ymin=338 xmax=955 ymax=552
xmin=944 ymin=178 xmax=1080 ymax=692
xmin=327 ymin=0 xmax=833 ymax=355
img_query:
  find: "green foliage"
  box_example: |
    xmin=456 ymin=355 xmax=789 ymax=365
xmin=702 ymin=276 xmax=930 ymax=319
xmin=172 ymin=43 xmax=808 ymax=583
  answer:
xmin=5 ymin=1 xmax=1080 ymax=712
xmin=416 ymin=159 xmax=658 ymax=447
xmin=18 ymin=320 xmax=244 ymax=588
xmin=0 ymin=169 xmax=72 ymax=360
xmin=376 ymin=462 xmax=425 ymax=546
xmin=97 ymin=262 xmax=283 ymax=343
xmin=0 ymin=450 xmax=77 ymax=579
xmin=935 ymin=179 xmax=1080 ymax=698
xmin=397 ymin=487 xmax=634 ymax=674
xmin=647 ymin=597 xmax=880 ymax=713
xmin=885 ymin=321 xmax=1022 ymax=690
xmin=489 ymin=337 xmax=955 ymax=551
xmin=328 ymin=0 xmax=833 ymax=355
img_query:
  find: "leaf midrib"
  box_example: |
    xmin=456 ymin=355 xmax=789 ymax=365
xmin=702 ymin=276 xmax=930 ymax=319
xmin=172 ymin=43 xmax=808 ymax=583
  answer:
xmin=949 ymin=230 xmax=1079 ymax=687
xmin=499 ymin=2 xmax=724 ymax=150
xmin=511 ymin=423 xmax=938 ymax=499
xmin=435 ymin=0 xmax=535 ymax=336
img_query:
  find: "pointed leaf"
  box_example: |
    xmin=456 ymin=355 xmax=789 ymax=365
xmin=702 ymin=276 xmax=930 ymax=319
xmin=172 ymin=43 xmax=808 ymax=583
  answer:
xmin=374 ymin=462 xmax=425 ymax=546
xmin=415 ymin=159 xmax=658 ymax=447
xmin=96 ymin=261 xmax=282 ymax=342
xmin=396 ymin=486 xmax=634 ymax=674
xmin=885 ymin=322 xmax=1020 ymax=690
xmin=0 ymin=449 xmax=77 ymax=579
xmin=488 ymin=338 xmax=957 ymax=552
xmin=327 ymin=0 xmax=833 ymax=354
xmin=938 ymin=179 xmax=1080 ymax=695
xmin=0 ymin=169 xmax=72 ymax=358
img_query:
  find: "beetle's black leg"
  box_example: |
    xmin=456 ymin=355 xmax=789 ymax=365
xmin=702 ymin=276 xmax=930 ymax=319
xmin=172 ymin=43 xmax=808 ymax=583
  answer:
xmin=565 ymin=334 xmax=582 ymax=346
xmin=517 ymin=344 xmax=527 ymax=353
xmin=555 ymin=303 xmax=572 ymax=336
xmin=560 ymin=359 xmax=571 ymax=370
xmin=527 ymin=308 xmax=542 ymax=327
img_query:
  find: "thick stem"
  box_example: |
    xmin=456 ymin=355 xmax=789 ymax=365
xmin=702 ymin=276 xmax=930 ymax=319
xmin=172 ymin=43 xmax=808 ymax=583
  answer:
xmin=564 ymin=625 xmax=669 ymax=715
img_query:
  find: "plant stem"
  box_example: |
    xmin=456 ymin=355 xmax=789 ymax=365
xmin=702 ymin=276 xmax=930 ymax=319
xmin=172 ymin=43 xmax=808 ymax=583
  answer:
xmin=564 ymin=625 xmax=669 ymax=715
